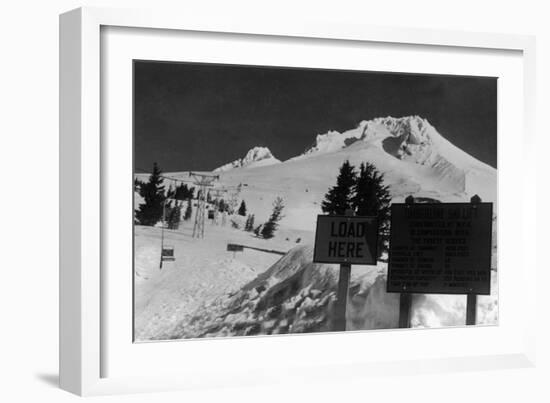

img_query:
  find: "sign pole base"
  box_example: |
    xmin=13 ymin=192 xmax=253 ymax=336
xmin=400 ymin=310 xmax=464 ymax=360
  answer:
xmin=466 ymin=294 xmax=477 ymax=325
xmin=334 ymin=263 xmax=351 ymax=332
xmin=398 ymin=293 xmax=412 ymax=328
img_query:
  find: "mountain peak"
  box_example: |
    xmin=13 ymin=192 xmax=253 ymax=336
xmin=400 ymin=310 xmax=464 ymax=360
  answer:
xmin=299 ymin=115 xmax=434 ymax=158
xmin=214 ymin=146 xmax=281 ymax=172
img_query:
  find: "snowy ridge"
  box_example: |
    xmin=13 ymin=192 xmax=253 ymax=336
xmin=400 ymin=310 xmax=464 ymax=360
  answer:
xmin=299 ymin=116 xmax=492 ymax=171
xmin=297 ymin=121 xmax=369 ymax=158
xmin=291 ymin=115 xmax=495 ymax=200
xmin=214 ymin=146 xmax=281 ymax=172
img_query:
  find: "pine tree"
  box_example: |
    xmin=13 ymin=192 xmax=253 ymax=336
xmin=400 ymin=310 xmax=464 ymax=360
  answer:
xmin=164 ymin=200 xmax=172 ymax=228
xmin=351 ymin=162 xmax=392 ymax=259
xmin=238 ymin=200 xmax=247 ymax=216
xmin=134 ymin=177 xmax=143 ymax=192
xmin=244 ymin=214 xmax=255 ymax=231
xmin=261 ymin=197 xmax=285 ymax=239
xmin=218 ymin=199 xmax=226 ymax=213
xmin=135 ymin=162 xmax=165 ymax=226
xmin=167 ymin=201 xmax=182 ymax=230
xmin=254 ymin=224 xmax=263 ymax=237
xmin=166 ymin=184 xmax=175 ymax=199
xmin=321 ymin=160 xmax=356 ymax=215
xmin=175 ymin=184 xmax=191 ymax=200
xmin=184 ymin=198 xmax=193 ymax=221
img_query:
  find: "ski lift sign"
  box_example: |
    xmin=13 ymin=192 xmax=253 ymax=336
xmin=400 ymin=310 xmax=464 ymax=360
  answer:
xmin=313 ymin=215 xmax=378 ymax=265
xmin=387 ymin=202 xmax=493 ymax=295
xmin=161 ymin=246 xmax=175 ymax=262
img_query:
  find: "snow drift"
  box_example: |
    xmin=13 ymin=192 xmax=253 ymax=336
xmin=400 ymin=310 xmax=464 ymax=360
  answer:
xmin=163 ymin=244 xmax=497 ymax=339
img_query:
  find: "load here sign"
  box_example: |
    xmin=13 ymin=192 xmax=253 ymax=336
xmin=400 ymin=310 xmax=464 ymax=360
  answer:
xmin=313 ymin=215 xmax=378 ymax=265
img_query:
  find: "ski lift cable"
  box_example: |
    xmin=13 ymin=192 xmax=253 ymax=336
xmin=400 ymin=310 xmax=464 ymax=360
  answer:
xmin=135 ymin=168 xmax=247 ymax=188
xmin=135 ymin=167 xmax=198 ymax=185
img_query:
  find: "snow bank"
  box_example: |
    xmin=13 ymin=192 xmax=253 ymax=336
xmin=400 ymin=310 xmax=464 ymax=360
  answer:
xmin=166 ymin=244 xmax=498 ymax=339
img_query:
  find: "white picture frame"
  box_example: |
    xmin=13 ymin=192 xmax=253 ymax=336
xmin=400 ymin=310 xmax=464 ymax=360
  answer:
xmin=59 ymin=6 xmax=537 ymax=396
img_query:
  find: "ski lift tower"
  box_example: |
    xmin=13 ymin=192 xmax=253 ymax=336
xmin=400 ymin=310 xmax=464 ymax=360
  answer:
xmin=189 ymin=172 xmax=219 ymax=238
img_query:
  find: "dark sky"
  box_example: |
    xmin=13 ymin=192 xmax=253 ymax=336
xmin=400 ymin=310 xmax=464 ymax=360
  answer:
xmin=134 ymin=61 xmax=497 ymax=172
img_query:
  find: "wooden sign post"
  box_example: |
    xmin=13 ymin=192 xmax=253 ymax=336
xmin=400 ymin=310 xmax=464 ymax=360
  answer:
xmin=466 ymin=294 xmax=477 ymax=325
xmin=334 ymin=261 xmax=351 ymax=332
xmin=313 ymin=210 xmax=378 ymax=332
xmin=398 ymin=195 xmax=415 ymax=328
xmin=465 ymin=194 xmax=482 ymax=325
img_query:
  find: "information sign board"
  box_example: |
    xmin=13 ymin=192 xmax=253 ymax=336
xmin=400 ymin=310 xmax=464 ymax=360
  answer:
xmin=387 ymin=202 xmax=493 ymax=295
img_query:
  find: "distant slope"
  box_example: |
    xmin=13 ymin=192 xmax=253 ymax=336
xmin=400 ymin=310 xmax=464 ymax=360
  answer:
xmin=213 ymin=146 xmax=281 ymax=172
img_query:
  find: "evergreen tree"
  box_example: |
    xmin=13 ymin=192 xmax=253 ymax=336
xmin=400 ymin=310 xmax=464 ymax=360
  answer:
xmin=238 ymin=200 xmax=247 ymax=216
xmin=244 ymin=214 xmax=255 ymax=232
xmin=261 ymin=197 xmax=285 ymax=239
xmin=184 ymin=198 xmax=193 ymax=221
xmin=135 ymin=163 xmax=165 ymax=226
xmin=218 ymin=199 xmax=226 ymax=213
xmin=134 ymin=177 xmax=143 ymax=192
xmin=166 ymin=201 xmax=182 ymax=230
xmin=351 ymin=162 xmax=392 ymax=259
xmin=175 ymin=183 xmax=191 ymax=200
xmin=254 ymin=224 xmax=263 ymax=237
xmin=166 ymin=184 xmax=175 ymax=199
xmin=163 ymin=200 xmax=172 ymax=227
xmin=321 ymin=160 xmax=356 ymax=215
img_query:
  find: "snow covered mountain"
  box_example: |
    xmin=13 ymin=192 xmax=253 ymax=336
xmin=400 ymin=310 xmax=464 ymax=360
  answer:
xmin=208 ymin=116 xmax=497 ymax=230
xmin=293 ymin=116 xmax=496 ymax=198
xmin=146 ymin=116 xmax=496 ymax=231
xmin=213 ymin=146 xmax=281 ymax=172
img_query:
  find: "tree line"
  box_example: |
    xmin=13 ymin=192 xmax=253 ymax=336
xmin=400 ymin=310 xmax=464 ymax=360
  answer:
xmin=134 ymin=163 xmax=194 ymax=228
xmin=134 ymin=163 xmax=282 ymax=237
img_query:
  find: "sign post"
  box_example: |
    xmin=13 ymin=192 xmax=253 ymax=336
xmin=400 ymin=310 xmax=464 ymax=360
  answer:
xmin=159 ymin=199 xmax=168 ymax=269
xmin=313 ymin=211 xmax=378 ymax=332
xmin=466 ymin=294 xmax=477 ymax=325
xmin=397 ymin=195 xmax=415 ymax=328
xmin=388 ymin=194 xmax=493 ymax=327
xmin=334 ymin=262 xmax=351 ymax=332
xmin=465 ymin=194 xmax=482 ymax=325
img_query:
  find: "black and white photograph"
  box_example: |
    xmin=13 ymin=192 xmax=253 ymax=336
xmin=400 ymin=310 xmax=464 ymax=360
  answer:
xmin=133 ymin=61 xmax=498 ymax=342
